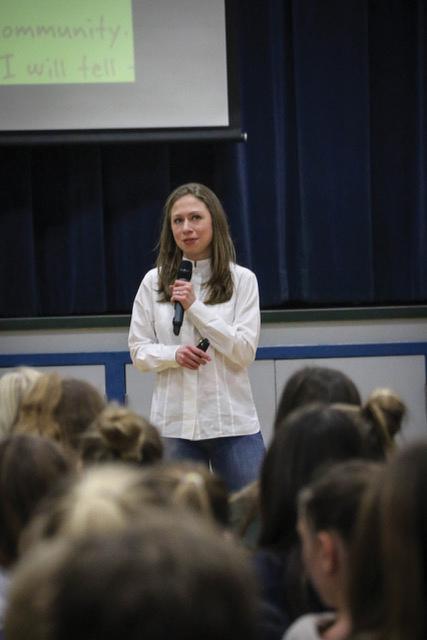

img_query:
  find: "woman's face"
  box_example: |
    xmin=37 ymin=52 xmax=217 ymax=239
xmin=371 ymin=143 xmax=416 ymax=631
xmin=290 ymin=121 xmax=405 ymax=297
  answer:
xmin=170 ymin=194 xmax=213 ymax=261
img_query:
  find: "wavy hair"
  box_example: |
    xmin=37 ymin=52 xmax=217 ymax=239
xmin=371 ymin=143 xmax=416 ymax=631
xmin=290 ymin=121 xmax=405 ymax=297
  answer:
xmin=15 ymin=373 xmax=106 ymax=451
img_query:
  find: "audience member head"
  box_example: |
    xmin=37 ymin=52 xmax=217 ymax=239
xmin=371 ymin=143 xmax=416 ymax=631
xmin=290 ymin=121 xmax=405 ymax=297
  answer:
xmin=14 ymin=373 xmax=106 ymax=451
xmin=136 ymin=461 xmax=229 ymax=528
xmin=358 ymin=387 xmax=405 ymax=458
xmin=334 ymin=388 xmax=406 ymax=460
xmin=228 ymin=364 xmax=361 ymax=548
xmin=0 ymin=367 xmax=42 ymax=438
xmin=351 ymin=441 xmax=427 ymax=640
xmin=79 ymin=403 xmax=163 ymax=466
xmin=0 ymin=434 xmax=74 ymax=567
xmin=4 ymin=537 xmax=65 ymax=640
xmin=6 ymin=511 xmax=259 ymax=640
xmin=21 ymin=464 xmax=150 ymax=547
xmin=259 ymin=403 xmax=373 ymax=622
xmin=297 ymin=460 xmax=382 ymax=614
xmin=259 ymin=403 xmax=369 ymax=551
xmin=274 ymin=366 xmax=361 ymax=431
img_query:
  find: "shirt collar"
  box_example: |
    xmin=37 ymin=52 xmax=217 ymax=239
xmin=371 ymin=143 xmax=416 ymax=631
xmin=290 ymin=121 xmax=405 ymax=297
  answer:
xmin=185 ymin=257 xmax=212 ymax=278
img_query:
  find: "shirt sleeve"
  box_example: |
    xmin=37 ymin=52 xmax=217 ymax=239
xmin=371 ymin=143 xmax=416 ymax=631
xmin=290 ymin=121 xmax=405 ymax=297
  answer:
xmin=185 ymin=267 xmax=260 ymax=369
xmin=128 ymin=273 xmax=180 ymax=373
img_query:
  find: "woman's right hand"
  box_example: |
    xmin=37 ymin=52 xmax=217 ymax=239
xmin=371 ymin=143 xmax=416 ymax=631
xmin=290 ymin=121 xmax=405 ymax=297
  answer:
xmin=175 ymin=345 xmax=211 ymax=370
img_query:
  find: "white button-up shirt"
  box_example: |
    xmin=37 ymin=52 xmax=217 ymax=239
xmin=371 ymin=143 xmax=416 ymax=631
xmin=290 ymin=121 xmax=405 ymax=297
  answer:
xmin=128 ymin=259 xmax=261 ymax=440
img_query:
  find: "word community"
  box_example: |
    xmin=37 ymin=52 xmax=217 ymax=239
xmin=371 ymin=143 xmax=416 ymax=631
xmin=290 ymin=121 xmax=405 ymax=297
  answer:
xmin=0 ymin=16 xmax=123 ymax=49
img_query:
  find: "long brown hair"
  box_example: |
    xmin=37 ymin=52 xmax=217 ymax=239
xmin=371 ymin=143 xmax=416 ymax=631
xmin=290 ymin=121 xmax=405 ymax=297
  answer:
xmin=379 ymin=443 xmax=427 ymax=640
xmin=349 ymin=443 xmax=427 ymax=640
xmin=156 ymin=183 xmax=236 ymax=304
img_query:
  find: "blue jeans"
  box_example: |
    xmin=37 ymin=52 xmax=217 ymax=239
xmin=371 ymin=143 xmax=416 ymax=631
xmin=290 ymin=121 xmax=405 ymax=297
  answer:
xmin=164 ymin=432 xmax=266 ymax=492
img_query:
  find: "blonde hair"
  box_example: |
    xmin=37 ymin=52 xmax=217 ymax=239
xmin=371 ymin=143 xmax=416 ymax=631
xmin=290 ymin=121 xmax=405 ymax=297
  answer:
xmin=23 ymin=462 xmax=229 ymax=554
xmin=21 ymin=464 xmax=151 ymax=548
xmin=156 ymin=183 xmax=236 ymax=305
xmin=137 ymin=461 xmax=229 ymax=527
xmin=334 ymin=387 xmax=406 ymax=459
xmin=0 ymin=367 xmax=42 ymax=438
xmin=14 ymin=373 xmax=106 ymax=449
xmin=364 ymin=388 xmax=406 ymax=445
xmin=80 ymin=403 xmax=163 ymax=465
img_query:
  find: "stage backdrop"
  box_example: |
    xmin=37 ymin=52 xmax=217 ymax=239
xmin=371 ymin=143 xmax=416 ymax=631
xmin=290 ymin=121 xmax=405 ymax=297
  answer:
xmin=1 ymin=0 xmax=426 ymax=317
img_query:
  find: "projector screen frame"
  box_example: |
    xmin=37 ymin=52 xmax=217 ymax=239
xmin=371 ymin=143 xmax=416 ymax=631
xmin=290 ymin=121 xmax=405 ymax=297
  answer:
xmin=0 ymin=0 xmax=242 ymax=146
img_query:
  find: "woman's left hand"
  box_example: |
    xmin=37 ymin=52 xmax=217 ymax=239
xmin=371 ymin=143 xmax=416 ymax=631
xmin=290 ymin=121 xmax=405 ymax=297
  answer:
xmin=170 ymin=279 xmax=196 ymax=310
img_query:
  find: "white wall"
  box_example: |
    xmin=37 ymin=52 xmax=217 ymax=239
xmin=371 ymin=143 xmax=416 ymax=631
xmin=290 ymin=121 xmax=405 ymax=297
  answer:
xmin=1 ymin=316 xmax=426 ymax=445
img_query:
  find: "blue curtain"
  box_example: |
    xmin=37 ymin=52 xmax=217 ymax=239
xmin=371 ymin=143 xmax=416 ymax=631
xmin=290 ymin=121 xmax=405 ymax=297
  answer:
xmin=1 ymin=0 xmax=426 ymax=317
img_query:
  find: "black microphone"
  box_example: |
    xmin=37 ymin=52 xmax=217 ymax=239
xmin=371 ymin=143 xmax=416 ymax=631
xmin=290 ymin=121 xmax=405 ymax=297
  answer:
xmin=173 ymin=260 xmax=193 ymax=336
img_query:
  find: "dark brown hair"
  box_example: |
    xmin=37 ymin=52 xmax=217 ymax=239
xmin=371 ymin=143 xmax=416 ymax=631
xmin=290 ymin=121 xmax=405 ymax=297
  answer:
xmin=156 ymin=183 xmax=236 ymax=304
xmin=0 ymin=434 xmax=74 ymax=566
xmin=274 ymin=367 xmax=361 ymax=432
xmin=350 ymin=442 xmax=427 ymax=640
xmin=259 ymin=402 xmax=370 ymax=621
xmin=298 ymin=460 xmax=383 ymax=545
xmin=260 ymin=403 xmax=369 ymax=551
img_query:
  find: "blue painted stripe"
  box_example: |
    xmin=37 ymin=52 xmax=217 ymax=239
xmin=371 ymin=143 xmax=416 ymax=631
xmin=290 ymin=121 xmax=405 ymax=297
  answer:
xmin=0 ymin=352 xmax=132 ymax=367
xmin=0 ymin=352 xmax=132 ymax=404
xmin=256 ymin=342 xmax=427 ymax=360
xmin=0 ymin=342 xmax=426 ymax=404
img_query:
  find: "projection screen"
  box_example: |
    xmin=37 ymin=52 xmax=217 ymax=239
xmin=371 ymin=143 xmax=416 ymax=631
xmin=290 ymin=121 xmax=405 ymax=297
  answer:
xmin=0 ymin=0 xmax=240 ymax=143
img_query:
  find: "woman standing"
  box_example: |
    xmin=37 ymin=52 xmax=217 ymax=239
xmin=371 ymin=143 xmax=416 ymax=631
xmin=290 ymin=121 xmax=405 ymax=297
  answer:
xmin=128 ymin=183 xmax=264 ymax=491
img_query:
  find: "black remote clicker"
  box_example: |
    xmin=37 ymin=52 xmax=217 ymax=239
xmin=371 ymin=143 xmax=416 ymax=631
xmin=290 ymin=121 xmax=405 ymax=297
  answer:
xmin=196 ymin=337 xmax=210 ymax=352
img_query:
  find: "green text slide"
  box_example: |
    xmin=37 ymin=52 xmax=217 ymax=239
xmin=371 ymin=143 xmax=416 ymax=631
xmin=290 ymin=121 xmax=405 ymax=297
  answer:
xmin=0 ymin=0 xmax=135 ymax=85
